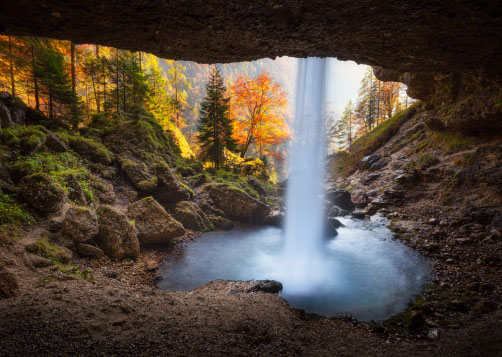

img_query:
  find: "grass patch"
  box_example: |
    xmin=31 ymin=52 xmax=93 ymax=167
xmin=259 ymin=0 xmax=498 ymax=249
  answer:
xmin=26 ymin=236 xmax=69 ymax=263
xmin=333 ymin=103 xmax=420 ymax=176
xmin=405 ymin=154 xmax=440 ymax=170
xmin=428 ymin=131 xmax=478 ymax=154
xmin=0 ymin=190 xmax=32 ymax=225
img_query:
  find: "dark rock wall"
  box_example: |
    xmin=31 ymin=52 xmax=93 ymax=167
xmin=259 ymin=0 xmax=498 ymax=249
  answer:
xmin=1 ymin=1 xmax=502 ymax=83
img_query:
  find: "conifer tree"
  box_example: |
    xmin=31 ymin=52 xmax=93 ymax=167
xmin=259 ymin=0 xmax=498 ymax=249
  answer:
xmin=197 ymin=66 xmax=236 ymax=169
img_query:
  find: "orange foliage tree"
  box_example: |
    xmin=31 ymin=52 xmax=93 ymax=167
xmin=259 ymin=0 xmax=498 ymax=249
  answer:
xmin=230 ymin=72 xmax=289 ymax=158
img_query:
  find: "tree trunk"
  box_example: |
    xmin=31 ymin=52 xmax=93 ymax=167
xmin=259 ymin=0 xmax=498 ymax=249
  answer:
xmin=70 ymin=42 xmax=76 ymax=92
xmin=91 ymin=73 xmax=100 ymax=113
xmin=116 ymin=49 xmax=120 ymax=113
xmin=49 ymin=86 xmax=53 ymax=120
xmin=85 ymin=84 xmax=90 ymax=122
xmin=31 ymin=44 xmax=40 ymax=110
xmin=7 ymin=36 xmax=15 ymax=97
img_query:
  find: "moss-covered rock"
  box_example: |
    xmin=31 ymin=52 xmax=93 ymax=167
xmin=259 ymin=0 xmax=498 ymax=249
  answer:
xmin=26 ymin=236 xmax=73 ymax=264
xmin=209 ymin=215 xmax=234 ymax=230
xmin=174 ymin=201 xmax=214 ymax=231
xmin=90 ymin=176 xmax=116 ymax=204
xmin=96 ymin=205 xmax=140 ymax=261
xmin=66 ymin=135 xmax=114 ymax=165
xmin=203 ymin=183 xmax=270 ymax=224
xmin=61 ymin=207 xmax=99 ymax=245
xmin=153 ymin=162 xmax=193 ymax=205
xmin=20 ymin=173 xmax=66 ymax=213
xmin=127 ymin=197 xmax=185 ymax=245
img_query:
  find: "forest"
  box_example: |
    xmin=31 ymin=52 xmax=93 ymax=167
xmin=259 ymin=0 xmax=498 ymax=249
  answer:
xmin=0 ymin=35 xmax=409 ymax=181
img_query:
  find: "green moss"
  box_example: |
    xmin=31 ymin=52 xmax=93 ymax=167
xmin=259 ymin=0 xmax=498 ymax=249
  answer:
xmin=137 ymin=176 xmax=158 ymax=191
xmin=26 ymin=236 xmax=68 ymax=264
xmin=405 ymin=154 xmax=440 ymax=170
xmin=60 ymin=134 xmax=114 ymax=165
xmin=0 ymin=190 xmax=32 ymax=225
xmin=0 ymin=125 xmax=47 ymax=154
xmin=12 ymin=152 xmax=93 ymax=205
xmin=428 ymin=131 xmax=478 ymax=154
xmin=57 ymin=264 xmax=94 ymax=282
xmin=0 ymin=224 xmax=25 ymax=246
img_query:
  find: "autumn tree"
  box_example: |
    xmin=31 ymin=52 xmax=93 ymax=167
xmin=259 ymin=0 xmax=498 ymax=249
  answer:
xmin=166 ymin=61 xmax=192 ymax=128
xmin=197 ymin=67 xmax=236 ymax=169
xmin=230 ymin=71 xmax=289 ymax=158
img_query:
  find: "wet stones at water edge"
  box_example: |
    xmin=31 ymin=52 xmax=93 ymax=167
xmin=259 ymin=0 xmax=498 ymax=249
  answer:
xmin=203 ymin=183 xmax=270 ymax=224
xmin=325 ymin=189 xmax=355 ymax=213
xmin=195 ymin=279 xmax=283 ymax=295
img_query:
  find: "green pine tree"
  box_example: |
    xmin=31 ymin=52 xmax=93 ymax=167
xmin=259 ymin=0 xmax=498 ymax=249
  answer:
xmin=197 ymin=66 xmax=237 ymax=169
xmin=34 ymin=40 xmax=82 ymax=128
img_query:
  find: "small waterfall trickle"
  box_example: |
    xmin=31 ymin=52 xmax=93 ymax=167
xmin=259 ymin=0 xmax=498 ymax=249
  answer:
xmin=281 ymin=57 xmax=329 ymax=294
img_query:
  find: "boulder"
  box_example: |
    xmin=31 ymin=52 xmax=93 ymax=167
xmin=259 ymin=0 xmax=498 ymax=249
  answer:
xmin=127 ymin=197 xmax=185 ymax=245
xmin=209 ymin=215 xmax=234 ymax=230
xmin=65 ymin=174 xmax=87 ymax=205
xmin=0 ymin=263 xmax=18 ymax=299
xmin=262 ymin=211 xmax=284 ymax=227
xmin=324 ymin=217 xmax=342 ymax=238
xmin=174 ymin=201 xmax=213 ymax=231
xmin=39 ymin=127 xmax=68 ymax=152
xmin=20 ymin=173 xmax=66 ymax=213
xmin=0 ymin=166 xmax=16 ymax=192
xmin=204 ymin=183 xmax=270 ymax=224
xmin=96 ymin=205 xmax=140 ymax=261
xmin=326 ymin=189 xmax=355 ymax=212
xmin=153 ymin=162 xmax=193 ymax=205
xmin=361 ymin=173 xmax=380 ymax=185
xmin=358 ymin=155 xmax=381 ymax=170
xmin=90 ymin=177 xmax=116 ymax=204
xmin=0 ymin=99 xmax=13 ymax=128
xmin=77 ymin=243 xmax=104 ymax=258
xmin=369 ymin=159 xmax=387 ymax=171
xmin=351 ymin=190 xmax=370 ymax=208
xmin=61 ymin=207 xmax=99 ymax=244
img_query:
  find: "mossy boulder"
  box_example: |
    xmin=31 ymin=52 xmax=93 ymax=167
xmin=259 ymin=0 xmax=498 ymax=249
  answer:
xmin=127 ymin=197 xmax=185 ymax=245
xmin=174 ymin=201 xmax=214 ymax=231
xmin=20 ymin=173 xmax=66 ymax=213
xmin=203 ymin=183 xmax=270 ymax=224
xmin=152 ymin=162 xmax=193 ymax=205
xmin=90 ymin=177 xmax=116 ymax=204
xmin=209 ymin=215 xmax=234 ymax=230
xmin=61 ymin=207 xmax=99 ymax=245
xmin=96 ymin=205 xmax=140 ymax=261
xmin=67 ymin=136 xmax=114 ymax=165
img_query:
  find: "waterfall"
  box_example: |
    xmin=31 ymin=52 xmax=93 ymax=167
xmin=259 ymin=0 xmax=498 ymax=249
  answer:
xmin=281 ymin=57 xmax=329 ymax=294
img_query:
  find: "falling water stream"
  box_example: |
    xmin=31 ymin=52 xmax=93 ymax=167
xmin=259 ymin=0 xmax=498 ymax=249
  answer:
xmin=159 ymin=58 xmax=429 ymax=321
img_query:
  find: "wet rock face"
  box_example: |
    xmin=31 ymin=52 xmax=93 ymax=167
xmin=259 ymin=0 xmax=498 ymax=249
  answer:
xmin=2 ymin=2 xmax=502 ymax=83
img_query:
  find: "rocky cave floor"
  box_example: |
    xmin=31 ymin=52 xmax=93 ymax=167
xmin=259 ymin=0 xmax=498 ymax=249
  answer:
xmin=1 ymin=199 xmax=501 ymax=356
xmin=0 ymin=112 xmax=501 ymax=356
